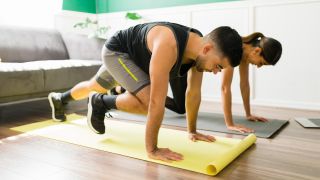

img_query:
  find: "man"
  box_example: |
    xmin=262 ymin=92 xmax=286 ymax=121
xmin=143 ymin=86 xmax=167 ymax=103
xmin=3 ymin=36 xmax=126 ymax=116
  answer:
xmin=88 ymin=22 xmax=242 ymax=162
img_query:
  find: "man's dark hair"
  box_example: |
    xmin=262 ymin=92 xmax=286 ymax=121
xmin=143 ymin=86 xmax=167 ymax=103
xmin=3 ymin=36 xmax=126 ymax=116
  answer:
xmin=206 ymin=26 xmax=243 ymax=67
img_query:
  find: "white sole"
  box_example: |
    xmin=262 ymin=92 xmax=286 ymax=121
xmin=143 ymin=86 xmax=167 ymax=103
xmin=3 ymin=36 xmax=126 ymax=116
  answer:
xmin=87 ymin=92 xmax=101 ymax=134
xmin=48 ymin=93 xmax=64 ymax=122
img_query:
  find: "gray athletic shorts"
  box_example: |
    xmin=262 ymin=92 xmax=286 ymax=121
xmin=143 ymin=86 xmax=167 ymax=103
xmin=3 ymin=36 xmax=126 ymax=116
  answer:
xmin=95 ymin=46 xmax=150 ymax=94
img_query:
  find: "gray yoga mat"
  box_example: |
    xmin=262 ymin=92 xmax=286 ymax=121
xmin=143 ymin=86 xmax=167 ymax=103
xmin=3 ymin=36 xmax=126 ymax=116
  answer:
xmin=295 ymin=118 xmax=320 ymax=128
xmin=109 ymin=110 xmax=288 ymax=138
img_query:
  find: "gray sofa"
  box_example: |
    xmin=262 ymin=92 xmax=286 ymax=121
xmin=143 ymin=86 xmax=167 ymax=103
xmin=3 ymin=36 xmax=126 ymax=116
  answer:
xmin=0 ymin=26 xmax=105 ymax=104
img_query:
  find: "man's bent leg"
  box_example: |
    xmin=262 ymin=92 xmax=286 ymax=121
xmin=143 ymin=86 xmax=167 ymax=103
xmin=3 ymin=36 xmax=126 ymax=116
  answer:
xmin=49 ymin=65 xmax=113 ymax=122
xmin=165 ymin=75 xmax=188 ymax=114
xmin=70 ymin=78 xmax=108 ymax=100
xmin=115 ymin=85 xmax=150 ymax=114
xmin=88 ymin=47 xmax=151 ymax=134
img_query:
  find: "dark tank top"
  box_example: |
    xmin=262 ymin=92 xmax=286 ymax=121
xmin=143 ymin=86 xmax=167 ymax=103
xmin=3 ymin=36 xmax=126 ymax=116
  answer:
xmin=105 ymin=22 xmax=203 ymax=78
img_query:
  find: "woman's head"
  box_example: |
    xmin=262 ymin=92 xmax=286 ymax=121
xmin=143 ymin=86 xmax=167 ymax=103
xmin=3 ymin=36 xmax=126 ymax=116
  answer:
xmin=195 ymin=26 xmax=243 ymax=74
xmin=242 ymin=32 xmax=282 ymax=67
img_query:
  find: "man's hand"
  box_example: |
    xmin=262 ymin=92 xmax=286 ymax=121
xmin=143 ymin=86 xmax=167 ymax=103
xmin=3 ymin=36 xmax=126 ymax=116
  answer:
xmin=227 ymin=124 xmax=254 ymax=133
xmin=148 ymin=147 xmax=183 ymax=163
xmin=247 ymin=115 xmax=268 ymax=122
xmin=188 ymin=132 xmax=216 ymax=142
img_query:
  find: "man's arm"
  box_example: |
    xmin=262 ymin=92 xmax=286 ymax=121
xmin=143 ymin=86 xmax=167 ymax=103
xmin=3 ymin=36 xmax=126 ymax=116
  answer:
xmin=186 ymin=67 xmax=215 ymax=142
xmin=221 ymin=67 xmax=235 ymax=127
xmin=145 ymin=26 xmax=182 ymax=162
xmin=186 ymin=67 xmax=202 ymax=133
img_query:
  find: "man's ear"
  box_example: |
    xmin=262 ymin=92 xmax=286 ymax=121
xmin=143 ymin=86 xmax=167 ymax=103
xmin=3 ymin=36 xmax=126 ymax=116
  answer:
xmin=203 ymin=43 xmax=213 ymax=55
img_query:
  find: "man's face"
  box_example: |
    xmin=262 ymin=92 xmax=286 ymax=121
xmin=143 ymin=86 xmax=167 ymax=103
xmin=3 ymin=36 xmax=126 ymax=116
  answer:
xmin=195 ymin=43 xmax=230 ymax=74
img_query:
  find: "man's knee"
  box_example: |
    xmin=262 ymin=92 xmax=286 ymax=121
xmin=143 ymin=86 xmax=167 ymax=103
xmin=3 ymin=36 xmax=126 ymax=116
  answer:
xmin=165 ymin=97 xmax=186 ymax=114
xmin=89 ymin=79 xmax=108 ymax=93
xmin=135 ymin=85 xmax=150 ymax=112
xmin=175 ymin=108 xmax=186 ymax=114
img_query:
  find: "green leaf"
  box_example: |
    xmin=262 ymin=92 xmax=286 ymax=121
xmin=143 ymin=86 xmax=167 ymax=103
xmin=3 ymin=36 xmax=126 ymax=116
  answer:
xmin=73 ymin=22 xmax=86 ymax=29
xmin=125 ymin=12 xmax=142 ymax=20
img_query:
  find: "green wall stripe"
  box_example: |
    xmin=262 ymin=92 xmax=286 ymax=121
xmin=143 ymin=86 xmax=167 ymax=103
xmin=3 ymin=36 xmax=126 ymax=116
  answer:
xmin=96 ymin=0 xmax=108 ymax=14
xmin=63 ymin=0 xmax=239 ymax=14
xmin=62 ymin=0 xmax=96 ymax=14
xmin=106 ymin=0 xmax=239 ymax=13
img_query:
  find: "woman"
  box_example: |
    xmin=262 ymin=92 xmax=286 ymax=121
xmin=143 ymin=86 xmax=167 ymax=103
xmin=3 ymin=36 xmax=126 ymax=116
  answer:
xmin=222 ymin=32 xmax=282 ymax=133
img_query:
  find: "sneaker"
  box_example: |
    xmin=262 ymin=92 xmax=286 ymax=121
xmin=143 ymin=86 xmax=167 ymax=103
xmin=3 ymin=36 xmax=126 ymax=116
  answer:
xmin=48 ymin=92 xmax=66 ymax=122
xmin=87 ymin=92 xmax=108 ymax=134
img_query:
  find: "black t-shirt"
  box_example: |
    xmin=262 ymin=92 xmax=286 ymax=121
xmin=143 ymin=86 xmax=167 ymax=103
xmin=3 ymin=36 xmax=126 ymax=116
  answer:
xmin=105 ymin=22 xmax=203 ymax=79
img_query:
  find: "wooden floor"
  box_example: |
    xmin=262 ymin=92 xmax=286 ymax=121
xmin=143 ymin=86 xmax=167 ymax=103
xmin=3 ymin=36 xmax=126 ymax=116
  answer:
xmin=0 ymin=99 xmax=320 ymax=180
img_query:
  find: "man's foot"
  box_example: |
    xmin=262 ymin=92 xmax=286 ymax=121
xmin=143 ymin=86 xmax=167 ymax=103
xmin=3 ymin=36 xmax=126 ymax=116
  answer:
xmin=48 ymin=92 xmax=66 ymax=122
xmin=87 ymin=92 xmax=108 ymax=134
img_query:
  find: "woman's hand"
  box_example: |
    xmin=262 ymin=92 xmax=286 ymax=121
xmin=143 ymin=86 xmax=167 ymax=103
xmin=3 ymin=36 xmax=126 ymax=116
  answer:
xmin=148 ymin=147 xmax=183 ymax=163
xmin=188 ymin=132 xmax=216 ymax=142
xmin=247 ymin=115 xmax=268 ymax=122
xmin=227 ymin=124 xmax=254 ymax=133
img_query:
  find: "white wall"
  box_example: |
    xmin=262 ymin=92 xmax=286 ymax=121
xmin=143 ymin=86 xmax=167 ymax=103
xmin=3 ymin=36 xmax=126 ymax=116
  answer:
xmin=55 ymin=11 xmax=97 ymax=36
xmin=56 ymin=0 xmax=320 ymax=110
xmin=0 ymin=0 xmax=62 ymax=29
xmin=192 ymin=7 xmax=250 ymax=102
xmin=253 ymin=1 xmax=320 ymax=110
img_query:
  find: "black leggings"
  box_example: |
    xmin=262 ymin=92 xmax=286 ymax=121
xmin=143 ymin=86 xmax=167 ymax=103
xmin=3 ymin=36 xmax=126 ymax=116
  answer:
xmin=165 ymin=75 xmax=187 ymax=114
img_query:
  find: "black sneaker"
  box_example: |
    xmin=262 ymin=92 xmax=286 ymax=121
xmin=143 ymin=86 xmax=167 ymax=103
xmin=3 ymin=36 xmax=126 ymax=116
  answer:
xmin=48 ymin=92 xmax=66 ymax=122
xmin=87 ymin=92 xmax=108 ymax=134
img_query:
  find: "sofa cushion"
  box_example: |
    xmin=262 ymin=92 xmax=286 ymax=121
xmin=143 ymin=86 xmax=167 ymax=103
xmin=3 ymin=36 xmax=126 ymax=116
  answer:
xmin=61 ymin=33 xmax=105 ymax=60
xmin=0 ymin=62 xmax=45 ymax=97
xmin=0 ymin=26 xmax=69 ymax=63
xmin=37 ymin=60 xmax=102 ymax=91
xmin=0 ymin=60 xmax=102 ymax=98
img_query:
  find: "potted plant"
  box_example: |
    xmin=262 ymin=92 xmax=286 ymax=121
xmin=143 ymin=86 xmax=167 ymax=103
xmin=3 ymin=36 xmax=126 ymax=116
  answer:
xmin=74 ymin=12 xmax=142 ymax=39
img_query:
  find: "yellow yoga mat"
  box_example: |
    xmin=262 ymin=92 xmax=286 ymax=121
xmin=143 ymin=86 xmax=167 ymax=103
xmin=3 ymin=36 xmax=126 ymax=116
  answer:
xmin=11 ymin=114 xmax=256 ymax=176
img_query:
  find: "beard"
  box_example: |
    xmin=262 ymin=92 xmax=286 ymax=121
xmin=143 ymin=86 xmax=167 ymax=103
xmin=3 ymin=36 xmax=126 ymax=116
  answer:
xmin=195 ymin=56 xmax=204 ymax=72
xmin=196 ymin=64 xmax=204 ymax=72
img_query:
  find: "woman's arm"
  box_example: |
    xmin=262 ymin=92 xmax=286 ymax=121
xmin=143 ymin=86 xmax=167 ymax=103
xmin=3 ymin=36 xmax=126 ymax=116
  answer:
xmin=239 ymin=61 xmax=251 ymax=117
xmin=239 ymin=62 xmax=268 ymax=122
xmin=221 ymin=66 xmax=254 ymax=133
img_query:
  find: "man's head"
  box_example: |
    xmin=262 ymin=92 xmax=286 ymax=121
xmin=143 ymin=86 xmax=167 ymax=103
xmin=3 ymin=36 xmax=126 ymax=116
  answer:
xmin=195 ymin=26 xmax=243 ymax=74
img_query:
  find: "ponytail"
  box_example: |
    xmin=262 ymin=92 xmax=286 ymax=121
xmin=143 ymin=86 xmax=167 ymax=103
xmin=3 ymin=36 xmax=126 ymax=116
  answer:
xmin=242 ymin=32 xmax=264 ymax=45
